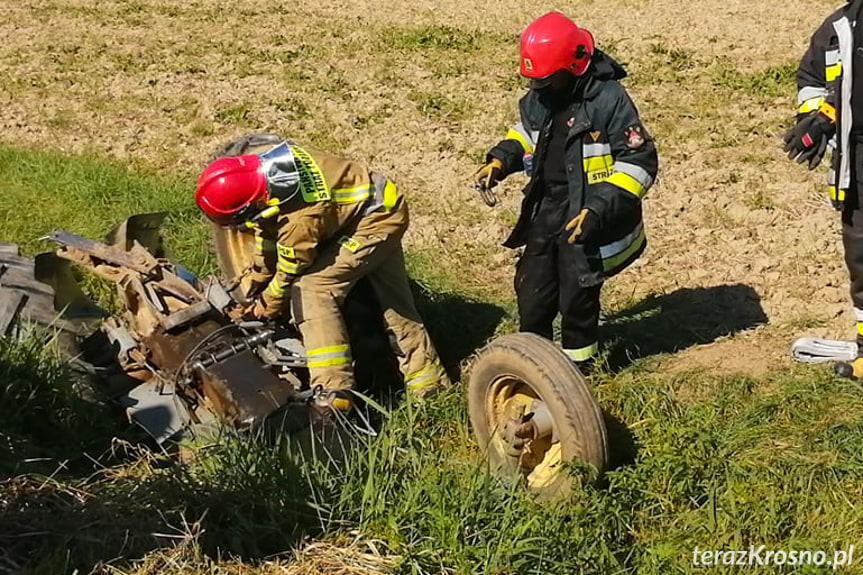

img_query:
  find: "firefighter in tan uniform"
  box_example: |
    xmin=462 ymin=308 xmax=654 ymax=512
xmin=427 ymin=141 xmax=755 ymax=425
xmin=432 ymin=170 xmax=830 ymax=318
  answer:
xmin=195 ymin=137 xmax=448 ymax=403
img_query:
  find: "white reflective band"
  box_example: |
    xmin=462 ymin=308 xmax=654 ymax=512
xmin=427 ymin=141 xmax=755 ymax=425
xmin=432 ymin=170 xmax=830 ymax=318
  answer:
xmin=306 ymin=344 xmax=352 ymax=368
xmin=600 ymin=222 xmax=645 ymax=260
xmin=563 ymin=343 xmax=598 ymax=362
xmin=834 ymin=16 xmax=853 ymax=190
xmin=405 ymin=359 xmax=446 ymax=389
xmin=797 ymin=86 xmax=828 ymax=106
xmin=363 ymin=174 xmax=398 ymax=215
xmin=583 ymin=143 xmax=612 ymax=158
xmin=826 ymin=49 xmax=841 ymax=67
xmin=506 ymin=121 xmax=537 ymax=154
xmin=854 ymin=307 xmax=863 ymax=322
xmin=612 ymin=161 xmax=654 ymax=190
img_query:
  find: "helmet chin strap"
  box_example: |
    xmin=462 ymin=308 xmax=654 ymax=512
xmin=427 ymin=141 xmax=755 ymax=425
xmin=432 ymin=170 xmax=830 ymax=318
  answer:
xmin=240 ymin=188 xmax=302 ymax=229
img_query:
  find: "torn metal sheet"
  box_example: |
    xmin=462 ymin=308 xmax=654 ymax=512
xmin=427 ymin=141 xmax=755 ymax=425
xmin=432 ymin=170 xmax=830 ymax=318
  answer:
xmin=119 ymin=380 xmax=188 ymax=444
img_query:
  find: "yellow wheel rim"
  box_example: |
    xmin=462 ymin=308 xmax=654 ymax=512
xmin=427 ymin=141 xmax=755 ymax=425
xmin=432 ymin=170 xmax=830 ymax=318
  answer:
xmin=486 ymin=375 xmax=562 ymax=489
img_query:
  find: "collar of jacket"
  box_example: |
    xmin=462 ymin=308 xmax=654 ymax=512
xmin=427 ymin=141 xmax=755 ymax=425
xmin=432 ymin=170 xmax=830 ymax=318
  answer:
xmin=566 ymin=50 xmax=627 ymax=102
xmin=846 ymin=0 xmax=863 ymax=19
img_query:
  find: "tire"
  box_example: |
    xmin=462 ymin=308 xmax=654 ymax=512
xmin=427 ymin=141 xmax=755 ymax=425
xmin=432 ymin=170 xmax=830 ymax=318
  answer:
xmin=468 ymin=332 xmax=608 ymax=497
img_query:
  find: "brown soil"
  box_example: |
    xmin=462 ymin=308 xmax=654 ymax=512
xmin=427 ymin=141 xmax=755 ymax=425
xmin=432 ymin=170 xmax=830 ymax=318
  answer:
xmin=0 ymin=0 xmax=847 ymax=377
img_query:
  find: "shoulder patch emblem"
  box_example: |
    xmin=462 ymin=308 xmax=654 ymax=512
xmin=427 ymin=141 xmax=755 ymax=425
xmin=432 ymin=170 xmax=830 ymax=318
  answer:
xmin=625 ymin=125 xmax=646 ymax=149
xmin=590 ymin=131 xmax=601 ymax=142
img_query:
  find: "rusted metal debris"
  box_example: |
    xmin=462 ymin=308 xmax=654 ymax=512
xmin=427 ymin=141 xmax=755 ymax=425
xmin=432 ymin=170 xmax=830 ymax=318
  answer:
xmin=36 ymin=216 xmax=318 ymax=443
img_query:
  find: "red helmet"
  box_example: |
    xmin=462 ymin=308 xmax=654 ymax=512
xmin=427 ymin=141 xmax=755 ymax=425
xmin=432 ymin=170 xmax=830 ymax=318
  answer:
xmin=520 ymin=12 xmax=594 ymax=81
xmin=195 ymin=155 xmax=267 ymax=225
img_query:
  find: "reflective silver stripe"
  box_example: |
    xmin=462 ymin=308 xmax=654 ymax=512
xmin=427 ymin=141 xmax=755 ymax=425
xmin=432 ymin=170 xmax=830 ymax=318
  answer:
xmin=826 ymin=49 xmax=841 ymax=67
xmin=307 ymin=350 xmax=351 ymax=362
xmin=612 ymin=161 xmax=654 ymax=190
xmin=828 ymin=167 xmax=837 ymax=186
xmin=332 ymin=184 xmax=371 ymax=203
xmin=583 ymin=143 xmax=612 ymax=158
xmin=362 ymin=173 xmax=397 ymax=215
xmin=508 ymin=121 xmax=537 ymax=153
xmin=854 ymin=307 xmax=863 ymax=322
xmin=405 ymin=361 xmax=446 ymax=390
xmin=600 ymin=221 xmax=644 ymax=260
xmin=798 ymin=86 xmax=828 ymax=106
xmin=834 ymin=16 xmax=853 ymax=190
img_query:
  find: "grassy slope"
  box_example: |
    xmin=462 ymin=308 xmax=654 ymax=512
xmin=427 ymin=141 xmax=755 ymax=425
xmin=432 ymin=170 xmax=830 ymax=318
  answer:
xmin=2 ymin=149 xmax=863 ymax=574
xmin=2 ymin=0 xmax=863 ymax=572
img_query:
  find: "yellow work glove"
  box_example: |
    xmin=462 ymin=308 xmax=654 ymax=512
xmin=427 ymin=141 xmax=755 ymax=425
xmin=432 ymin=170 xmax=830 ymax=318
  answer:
xmin=474 ymin=159 xmax=503 ymax=189
xmin=565 ymin=208 xmax=600 ymax=244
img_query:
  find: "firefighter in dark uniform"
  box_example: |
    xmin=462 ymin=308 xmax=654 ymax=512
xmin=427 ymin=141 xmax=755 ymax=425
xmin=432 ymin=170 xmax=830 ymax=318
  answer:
xmin=474 ymin=12 xmax=658 ymax=367
xmin=784 ymin=0 xmax=863 ymax=375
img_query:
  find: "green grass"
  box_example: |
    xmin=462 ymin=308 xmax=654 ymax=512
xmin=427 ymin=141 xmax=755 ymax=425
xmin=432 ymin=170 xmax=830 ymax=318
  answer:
xmin=709 ymin=62 xmax=798 ymax=100
xmin=0 ymin=143 xmax=217 ymax=276
xmin=3 ymin=145 xmax=863 ymax=574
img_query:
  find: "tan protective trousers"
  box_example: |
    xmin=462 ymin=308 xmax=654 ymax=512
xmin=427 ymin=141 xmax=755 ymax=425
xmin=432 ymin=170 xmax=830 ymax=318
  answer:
xmin=290 ymin=229 xmax=448 ymax=393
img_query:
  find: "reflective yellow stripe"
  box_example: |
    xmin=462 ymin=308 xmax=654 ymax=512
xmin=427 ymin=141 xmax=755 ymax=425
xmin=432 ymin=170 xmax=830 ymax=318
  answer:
xmin=308 ymin=344 xmax=350 ymax=357
xmin=798 ymin=97 xmax=825 ymax=114
xmin=583 ymin=155 xmax=613 ymax=173
xmin=563 ymin=343 xmax=598 ymax=363
xmin=606 ymin=171 xmax=646 ymax=199
xmin=332 ymin=184 xmax=371 ymax=203
xmin=382 ymin=180 xmax=397 ymax=212
xmin=602 ymin=226 xmax=646 ymax=272
xmin=857 ymin=323 xmax=863 ymax=337
xmin=268 ymin=279 xmax=285 ymax=297
xmin=827 ymin=63 xmax=842 ymax=82
xmin=405 ymin=358 xmax=446 ymax=390
xmin=306 ymin=344 xmax=352 ymax=368
xmin=255 ymin=237 xmax=276 ymax=253
xmin=829 ymin=186 xmax=837 ymax=201
xmin=308 ymin=357 xmax=352 ymax=368
xmin=830 ymin=186 xmax=846 ymax=202
xmin=278 ymin=260 xmax=302 ymax=274
xmin=506 ymin=128 xmax=535 ymax=154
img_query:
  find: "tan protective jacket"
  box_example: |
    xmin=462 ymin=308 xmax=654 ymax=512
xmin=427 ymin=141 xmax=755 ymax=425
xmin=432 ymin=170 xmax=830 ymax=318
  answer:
xmin=242 ymin=141 xmax=408 ymax=312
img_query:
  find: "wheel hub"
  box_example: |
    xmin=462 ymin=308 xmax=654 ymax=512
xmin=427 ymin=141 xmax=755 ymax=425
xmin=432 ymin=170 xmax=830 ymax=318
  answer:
xmin=489 ymin=378 xmax=561 ymax=487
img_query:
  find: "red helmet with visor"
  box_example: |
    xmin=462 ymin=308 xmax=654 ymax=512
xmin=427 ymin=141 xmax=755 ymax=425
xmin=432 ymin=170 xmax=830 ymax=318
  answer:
xmin=195 ymin=155 xmax=267 ymax=226
xmin=520 ymin=12 xmax=594 ymax=83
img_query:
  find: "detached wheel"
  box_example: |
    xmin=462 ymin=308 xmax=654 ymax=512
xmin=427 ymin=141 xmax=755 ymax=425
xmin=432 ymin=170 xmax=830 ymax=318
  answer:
xmin=468 ymin=333 xmax=608 ymax=496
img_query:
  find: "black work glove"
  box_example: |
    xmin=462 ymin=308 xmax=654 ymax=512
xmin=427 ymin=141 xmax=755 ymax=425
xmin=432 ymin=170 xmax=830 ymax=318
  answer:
xmin=565 ymin=208 xmax=601 ymax=244
xmin=783 ymin=111 xmax=834 ymax=170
